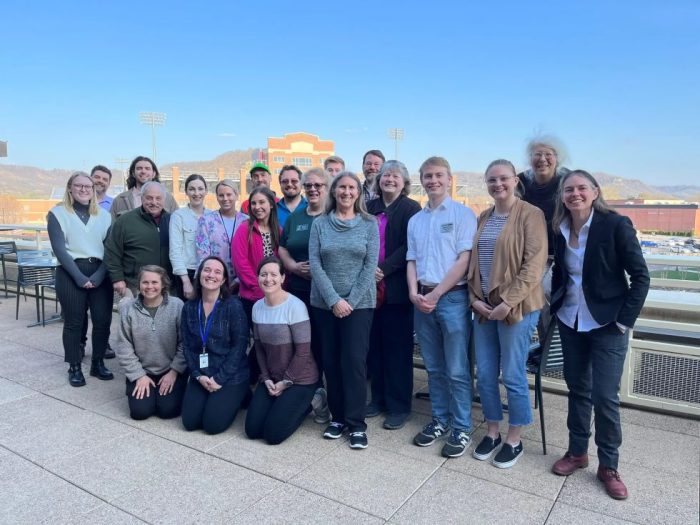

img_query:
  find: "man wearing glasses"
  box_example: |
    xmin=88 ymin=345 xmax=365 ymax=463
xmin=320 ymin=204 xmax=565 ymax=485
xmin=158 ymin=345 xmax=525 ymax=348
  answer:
xmin=276 ymin=165 xmax=307 ymax=228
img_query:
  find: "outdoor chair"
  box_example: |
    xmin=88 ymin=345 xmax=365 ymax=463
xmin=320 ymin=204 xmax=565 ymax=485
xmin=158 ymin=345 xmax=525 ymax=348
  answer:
xmin=527 ymin=316 xmax=564 ymax=455
xmin=0 ymin=241 xmax=17 ymax=298
xmin=15 ymin=250 xmax=58 ymax=325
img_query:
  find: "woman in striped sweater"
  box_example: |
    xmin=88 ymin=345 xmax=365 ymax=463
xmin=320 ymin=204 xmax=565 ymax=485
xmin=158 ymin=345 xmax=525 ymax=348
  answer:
xmin=245 ymin=256 xmax=319 ymax=445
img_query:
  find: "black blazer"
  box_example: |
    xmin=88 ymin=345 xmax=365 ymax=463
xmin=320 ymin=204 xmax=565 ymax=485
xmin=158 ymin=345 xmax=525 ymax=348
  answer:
xmin=550 ymin=211 xmax=650 ymax=328
xmin=367 ymin=194 xmax=421 ymax=305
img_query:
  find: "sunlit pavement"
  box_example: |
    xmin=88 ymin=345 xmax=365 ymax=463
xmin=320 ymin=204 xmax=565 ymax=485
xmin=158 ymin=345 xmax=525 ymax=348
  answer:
xmin=0 ymin=295 xmax=697 ymax=524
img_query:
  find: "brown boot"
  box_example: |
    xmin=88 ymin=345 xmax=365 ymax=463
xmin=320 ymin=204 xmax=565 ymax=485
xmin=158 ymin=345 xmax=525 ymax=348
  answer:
xmin=552 ymin=451 xmax=589 ymax=476
xmin=597 ymin=466 xmax=629 ymax=500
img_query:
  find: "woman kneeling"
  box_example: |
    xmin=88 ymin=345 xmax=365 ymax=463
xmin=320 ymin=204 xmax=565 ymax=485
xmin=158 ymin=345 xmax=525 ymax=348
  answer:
xmin=245 ymin=256 xmax=318 ymax=444
xmin=116 ymin=265 xmax=187 ymax=420
xmin=181 ymin=256 xmax=250 ymax=435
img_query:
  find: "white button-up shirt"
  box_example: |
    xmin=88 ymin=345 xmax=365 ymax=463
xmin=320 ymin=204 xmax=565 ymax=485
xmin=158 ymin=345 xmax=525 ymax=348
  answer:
xmin=406 ymin=196 xmax=477 ymax=286
xmin=556 ymin=210 xmax=604 ymax=332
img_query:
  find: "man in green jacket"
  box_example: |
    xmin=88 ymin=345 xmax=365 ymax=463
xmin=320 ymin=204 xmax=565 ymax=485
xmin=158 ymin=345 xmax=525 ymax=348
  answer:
xmin=105 ymin=182 xmax=172 ymax=297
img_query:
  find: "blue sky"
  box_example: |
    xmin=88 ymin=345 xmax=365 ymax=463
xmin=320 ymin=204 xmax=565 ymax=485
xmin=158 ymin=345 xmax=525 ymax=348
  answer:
xmin=1 ymin=0 xmax=698 ymax=184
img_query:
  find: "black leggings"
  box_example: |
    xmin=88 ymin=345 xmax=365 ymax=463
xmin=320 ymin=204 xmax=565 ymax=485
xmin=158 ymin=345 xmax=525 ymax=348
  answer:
xmin=55 ymin=262 xmax=113 ymax=364
xmin=181 ymin=378 xmax=249 ymax=435
xmin=245 ymin=383 xmax=315 ymax=444
xmin=125 ymin=372 xmax=187 ymax=420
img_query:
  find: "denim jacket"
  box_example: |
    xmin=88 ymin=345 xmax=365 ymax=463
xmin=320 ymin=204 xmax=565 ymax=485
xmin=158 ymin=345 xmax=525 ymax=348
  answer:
xmin=181 ymin=295 xmax=250 ymax=386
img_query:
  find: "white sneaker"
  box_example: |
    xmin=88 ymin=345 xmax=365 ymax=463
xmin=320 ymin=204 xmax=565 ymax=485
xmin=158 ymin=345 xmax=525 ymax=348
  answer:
xmin=312 ymin=387 xmax=331 ymax=424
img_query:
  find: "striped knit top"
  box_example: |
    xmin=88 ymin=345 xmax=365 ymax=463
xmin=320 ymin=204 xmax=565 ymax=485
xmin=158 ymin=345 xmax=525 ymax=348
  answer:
xmin=478 ymin=213 xmax=509 ymax=300
xmin=251 ymin=293 xmax=319 ymax=385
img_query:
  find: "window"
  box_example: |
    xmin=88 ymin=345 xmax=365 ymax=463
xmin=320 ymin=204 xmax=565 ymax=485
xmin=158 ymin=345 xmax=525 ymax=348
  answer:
xmin=292 ymin=157 xmax=312 ymax=167
xmin=273 ymin=156 xmax=285 ymax=163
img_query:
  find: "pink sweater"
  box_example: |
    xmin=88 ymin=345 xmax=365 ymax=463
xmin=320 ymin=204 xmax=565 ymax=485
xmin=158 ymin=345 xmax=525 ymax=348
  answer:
xmin=231 ymin=222 xmax=279 ymax=301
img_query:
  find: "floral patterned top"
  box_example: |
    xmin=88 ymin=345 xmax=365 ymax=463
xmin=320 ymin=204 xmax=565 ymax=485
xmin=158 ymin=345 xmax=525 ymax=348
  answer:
xmin=195 ymin=210 xmax=248 ymax=278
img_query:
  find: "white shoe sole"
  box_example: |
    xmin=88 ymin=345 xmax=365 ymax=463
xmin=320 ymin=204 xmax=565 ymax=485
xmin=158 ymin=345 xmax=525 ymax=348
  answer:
xmin=492 ymin=450 xmax=523 ymax=469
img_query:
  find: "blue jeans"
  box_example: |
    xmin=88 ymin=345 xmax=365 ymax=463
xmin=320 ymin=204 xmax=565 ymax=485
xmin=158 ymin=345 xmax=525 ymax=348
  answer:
xmin=558 ymin=320 xmax=629 ymax=470
xmin=414 ymin=289 xmax=472 ymax=430
xmin=473 ymin=311 xmax=539 ymax=427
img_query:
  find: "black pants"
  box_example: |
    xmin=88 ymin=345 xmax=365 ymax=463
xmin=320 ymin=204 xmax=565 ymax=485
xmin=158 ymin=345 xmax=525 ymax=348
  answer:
xmin=240 ymin=297 xmax=261 ymax=384
xmin=125 ymin=372 xmax=187 ymax=420
xmin=55 ymin=261 xmax=113 ymax=364
xmin=313 ymin=307 xmax=373 ymax=432
xmin=244 ymin=383 xmax=315 ymax=444
xmin=368 ymin=303 xmax=414 ymax=416
xmin=174 ymin=269 xmax=197 ymax=301
xmin=290 ymin=287 xmax=323 ymax=383
xmin=181 ymin=378 xmax=249 ymax=435
xmin=558 ymin=320 xmax=629 ymax=470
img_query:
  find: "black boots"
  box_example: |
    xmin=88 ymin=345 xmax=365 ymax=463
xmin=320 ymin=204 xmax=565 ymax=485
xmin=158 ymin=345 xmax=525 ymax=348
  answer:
xmin=103 ymin=343 xmax=116 ymax=359
xmin=68 ymin=363 xmax=86 ymax=387
xmin=90 ymin=359 xmax=114 ymax=381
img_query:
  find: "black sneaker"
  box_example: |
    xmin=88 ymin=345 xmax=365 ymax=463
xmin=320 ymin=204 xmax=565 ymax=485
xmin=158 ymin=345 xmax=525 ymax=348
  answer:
xmin=365 ymin=401 xmax=385 ymax=418
xmin=472 ymin=434 xmax=502 ymax=461
xmin=323 ymin=422 xmax=346 ymax=439
xmin=383 ymin=413 xmax=409 ymax=430
xmin=349 ymin=431 xmax=368 ymax=449
xmin=413 ymin=420 xmax=449 ymax=447
xmin=492 ymin=441 xmax=524 ymax=469
xmin=441 ymin=428 xmax=472 ymax=458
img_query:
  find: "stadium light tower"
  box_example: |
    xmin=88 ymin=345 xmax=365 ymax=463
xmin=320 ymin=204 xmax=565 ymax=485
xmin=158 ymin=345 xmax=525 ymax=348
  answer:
xmin=387 ymin=128 xmax=404 ymax=160
xmin=139 ymin=112 xmax=167 ymax=162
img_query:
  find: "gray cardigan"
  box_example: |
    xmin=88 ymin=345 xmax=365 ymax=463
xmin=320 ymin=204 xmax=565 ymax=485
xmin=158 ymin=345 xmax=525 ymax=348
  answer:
xmin=308 ymin=212 xmax=379 ymax=310
xmin=115 ymin=295 xmax=187 ymax=381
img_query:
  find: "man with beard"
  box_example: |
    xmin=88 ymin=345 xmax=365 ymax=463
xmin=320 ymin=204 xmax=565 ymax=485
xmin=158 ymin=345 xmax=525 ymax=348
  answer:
xmin=111 ymin=156 xmax=179 ymax=220
xmin=276 ymin=165 xmax=307 ymax=228
xmin=105 ymin=182 xmax=172 ymax=298
xmin=361 ymin=150 xmax=385 ymax=203
xmin=91 ymin=165 xmax=114 ymax=211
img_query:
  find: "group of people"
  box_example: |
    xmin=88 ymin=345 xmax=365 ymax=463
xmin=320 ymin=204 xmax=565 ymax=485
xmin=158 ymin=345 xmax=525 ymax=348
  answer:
xmin=48 ymin=136 xmax=650 ymax=501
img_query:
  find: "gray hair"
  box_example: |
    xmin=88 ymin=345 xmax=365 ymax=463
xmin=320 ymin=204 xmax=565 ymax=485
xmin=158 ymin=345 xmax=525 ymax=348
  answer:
xmin=301 ymin=167 xmax=330 ymax=187
xmin=140 ymin=181 xmax=166 ymax=197
xmin=326 ymin=171 xmax=373 ymax=220
xmin=374 ymin=160 xmax=411 ymax=197
xmin=526 ymin=134 xmax=569 ymax=167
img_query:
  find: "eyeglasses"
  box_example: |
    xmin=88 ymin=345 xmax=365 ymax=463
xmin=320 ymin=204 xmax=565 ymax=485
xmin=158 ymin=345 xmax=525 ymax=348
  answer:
xmin=303 ymin=183 xmax=326 ymax=190
xmin=531 ymin=152 xmax=556 ymax=160
xmin=72 ymin=184 xmax=94 ymax=191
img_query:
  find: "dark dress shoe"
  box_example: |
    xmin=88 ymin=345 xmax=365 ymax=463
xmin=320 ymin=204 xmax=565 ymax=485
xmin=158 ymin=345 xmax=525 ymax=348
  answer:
xmin=103 ymin=345 xmax=116 ymax=359
xmin=68 ymin=364 xmax=86 ymax=387
xmin=90 ymin=359 xmax=114 ymax=380
xmin=597 ymin=466 xmax=629 ymax=500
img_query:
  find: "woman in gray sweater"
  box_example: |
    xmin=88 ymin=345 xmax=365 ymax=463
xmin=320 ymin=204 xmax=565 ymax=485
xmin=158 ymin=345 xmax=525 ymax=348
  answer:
xmin=115 ymin=265 xmax=187 ymax=420
xmin=309 ymin=171 xmax=379 ymax=449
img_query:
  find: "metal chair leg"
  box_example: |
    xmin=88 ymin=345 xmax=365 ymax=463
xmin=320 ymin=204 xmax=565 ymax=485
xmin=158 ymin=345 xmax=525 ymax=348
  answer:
xmin=537 ymin=376 xmax=547 ymax=455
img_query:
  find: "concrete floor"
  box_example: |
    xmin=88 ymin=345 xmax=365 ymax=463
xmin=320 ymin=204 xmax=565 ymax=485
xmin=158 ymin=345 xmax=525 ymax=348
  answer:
xmin=0 ymin=293 xmax=697 ymax=524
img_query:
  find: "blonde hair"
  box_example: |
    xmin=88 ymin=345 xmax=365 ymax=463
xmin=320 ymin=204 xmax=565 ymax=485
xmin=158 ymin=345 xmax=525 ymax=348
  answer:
xmin=62 ymin=171 xmax=98 ymax=215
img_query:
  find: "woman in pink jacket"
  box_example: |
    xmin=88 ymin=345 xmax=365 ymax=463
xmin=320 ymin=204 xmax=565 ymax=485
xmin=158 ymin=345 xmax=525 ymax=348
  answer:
xmin=232 ymin=186 xmax=282 ymax=325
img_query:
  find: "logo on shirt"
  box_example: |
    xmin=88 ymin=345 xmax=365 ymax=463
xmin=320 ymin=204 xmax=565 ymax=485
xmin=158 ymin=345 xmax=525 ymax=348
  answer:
xmin=440 ymin=223 xmax=454 ymax=233
xmin=296 ymin=224 xmax=309 ymax=232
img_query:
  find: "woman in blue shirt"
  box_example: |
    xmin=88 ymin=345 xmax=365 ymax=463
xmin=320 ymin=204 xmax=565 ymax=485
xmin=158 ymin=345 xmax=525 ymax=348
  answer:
xmin=181 ymin=256 xmax=250 ymax=434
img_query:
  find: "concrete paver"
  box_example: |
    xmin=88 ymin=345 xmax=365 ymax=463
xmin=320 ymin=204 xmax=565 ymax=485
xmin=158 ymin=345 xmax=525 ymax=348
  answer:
xmin=0 ymin=297 xmax=698 ymax=524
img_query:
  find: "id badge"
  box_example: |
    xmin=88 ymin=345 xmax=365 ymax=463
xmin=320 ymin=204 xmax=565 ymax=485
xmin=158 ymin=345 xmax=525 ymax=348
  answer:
xmin=199 ymin=353 xmax=209 ymax=368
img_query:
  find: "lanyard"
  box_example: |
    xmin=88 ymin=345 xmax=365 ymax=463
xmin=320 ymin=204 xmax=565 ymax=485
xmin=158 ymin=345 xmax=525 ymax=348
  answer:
xmin=219 ymin=211 xmax=238 ymax=249
xmin=197 ymin=299 xmax=220 ymax=353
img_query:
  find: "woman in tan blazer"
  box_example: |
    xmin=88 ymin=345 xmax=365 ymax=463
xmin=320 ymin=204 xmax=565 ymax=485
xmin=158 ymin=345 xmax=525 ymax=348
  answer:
xmin=467 ymin=159 xmax=547 ymax=469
